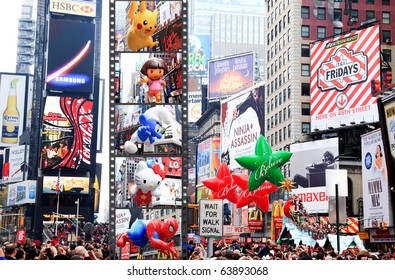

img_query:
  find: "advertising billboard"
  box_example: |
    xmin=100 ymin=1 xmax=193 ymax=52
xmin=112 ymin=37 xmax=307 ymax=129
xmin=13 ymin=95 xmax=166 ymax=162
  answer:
xmin=188 ymin=35 xmax=211 ymax=75
xmin=7 ymin=180 xmax=36 ymax=206
xmin=2 ymin=145 xmax=29 ymax=184
xmin=152 ymin=16 xmax=183 ymax=52
xmin=188 ymin=91 xmax=202 ymax=123
xmin=220 ymin=83 xmax=265 ymax=170
xmin=42 ymin=176 xmax=90 ymax=195
xmin=310 ymin=25 xmax=380 ymax=130
xmin=162 ymin=157 xmax=182 ymax=177
xmin=208 ymin=52 xmax=254 ymax=99
xmin=40 ymin=96 xmax=93 ymax=171
xmin=292 ymin=187 xmax=329 ymax=214
xmin=361 ymin=129 xmax=393 ymax=228
xmin=290 ymin=138 xmax=339 ymax=189
xmin=0 ymin=73 xmax=28 ymax=147
xmin=196 ymin=138 xmax=211 ymax=184
xmin=116 ymin=209 xmax=132 ymax=235
xmin=46 ymin=19 xmax=95 ymax=93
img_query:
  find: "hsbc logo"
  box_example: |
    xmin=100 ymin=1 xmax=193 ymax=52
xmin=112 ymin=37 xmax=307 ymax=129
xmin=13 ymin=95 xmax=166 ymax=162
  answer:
xmin=297 ymin=191 xmax=328 ymax=202
xmin=318 ymin=47 xmax=368 ymax=92
xmin=81 ymin=6 xmax=93 ymax=14
xmin=50 ymin=0 xmax=96 ymax=17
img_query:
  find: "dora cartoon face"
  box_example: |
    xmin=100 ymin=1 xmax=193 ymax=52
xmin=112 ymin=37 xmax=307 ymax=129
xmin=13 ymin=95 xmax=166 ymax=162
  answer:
xmin=147 ymin=68 xmax=165 ymax=80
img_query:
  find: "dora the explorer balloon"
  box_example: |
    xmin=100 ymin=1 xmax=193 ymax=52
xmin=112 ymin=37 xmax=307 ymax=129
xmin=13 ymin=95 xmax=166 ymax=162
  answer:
xmin=140 ymin=57 xmax=168 ymax=103
xmin=127 ymin=1 xmax=159 ymax=51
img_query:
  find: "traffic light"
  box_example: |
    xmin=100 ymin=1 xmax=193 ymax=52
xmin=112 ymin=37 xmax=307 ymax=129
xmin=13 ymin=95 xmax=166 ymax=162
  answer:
xmin=371 ymin=79 xmax=380 ymax=95
xmin=187 ymin=204 xmax=199 ymax=228
xmin=382 ymin=70 xmax=392 ymax=89
xmin=379 ymin=221 xmax=388 ymax=230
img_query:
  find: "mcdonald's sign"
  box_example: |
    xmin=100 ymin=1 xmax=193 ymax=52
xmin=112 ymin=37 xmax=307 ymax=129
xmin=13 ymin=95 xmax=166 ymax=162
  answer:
xmin=248 ymin=210 xmax=264 ymax=231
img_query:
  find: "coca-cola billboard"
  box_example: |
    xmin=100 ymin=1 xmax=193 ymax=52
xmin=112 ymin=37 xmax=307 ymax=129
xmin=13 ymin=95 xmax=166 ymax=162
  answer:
xmin=40 ymin=96 xmax=93 ymax=171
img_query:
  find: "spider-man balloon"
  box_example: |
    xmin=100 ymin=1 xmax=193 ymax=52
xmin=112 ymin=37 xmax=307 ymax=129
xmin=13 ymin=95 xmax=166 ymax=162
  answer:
xmin=116 ymin=217 xmax=179 ymax=259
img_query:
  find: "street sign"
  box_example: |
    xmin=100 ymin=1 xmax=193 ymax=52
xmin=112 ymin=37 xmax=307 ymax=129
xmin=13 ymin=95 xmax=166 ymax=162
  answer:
xmin=199 ymin=199 xmax=223 ymax=237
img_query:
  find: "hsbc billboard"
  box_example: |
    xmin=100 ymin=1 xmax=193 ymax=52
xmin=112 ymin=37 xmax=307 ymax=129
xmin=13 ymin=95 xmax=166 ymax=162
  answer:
xmin=310 ymin=25 xmax=380 ymax=130
xmin=50 ymin=0 xmax=96 ymax=17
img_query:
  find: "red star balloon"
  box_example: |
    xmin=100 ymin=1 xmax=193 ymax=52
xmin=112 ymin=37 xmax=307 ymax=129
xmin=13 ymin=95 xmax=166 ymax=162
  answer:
xmin=232 ymin=173 xmax=278 ymax=213
xmin=202 ymin=162 xmax=238 ymax=204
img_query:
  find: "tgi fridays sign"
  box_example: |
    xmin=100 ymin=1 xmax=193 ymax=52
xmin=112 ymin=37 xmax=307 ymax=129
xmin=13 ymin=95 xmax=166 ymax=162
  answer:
xmin=310 ymin=24 xmax=380 ymax=130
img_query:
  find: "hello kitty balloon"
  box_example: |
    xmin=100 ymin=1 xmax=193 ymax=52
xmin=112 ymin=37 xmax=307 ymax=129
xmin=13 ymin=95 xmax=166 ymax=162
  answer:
xmin=131 ymin=161 xmax=165 ymax=206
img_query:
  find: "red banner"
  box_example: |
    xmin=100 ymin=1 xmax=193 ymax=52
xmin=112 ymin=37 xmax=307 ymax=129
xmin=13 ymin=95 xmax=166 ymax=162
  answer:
xmin=16 ymin=229 xmax=26 ymax=243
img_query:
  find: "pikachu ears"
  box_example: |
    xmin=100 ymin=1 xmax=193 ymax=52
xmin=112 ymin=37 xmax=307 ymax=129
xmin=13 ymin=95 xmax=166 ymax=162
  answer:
xmin=128 ymin=1 xmax=147 ymax=20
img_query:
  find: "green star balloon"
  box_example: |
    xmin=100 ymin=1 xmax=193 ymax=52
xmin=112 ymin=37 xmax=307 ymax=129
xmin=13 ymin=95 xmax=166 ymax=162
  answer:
xmin=235 ymin=134 xmax=293 ymax=191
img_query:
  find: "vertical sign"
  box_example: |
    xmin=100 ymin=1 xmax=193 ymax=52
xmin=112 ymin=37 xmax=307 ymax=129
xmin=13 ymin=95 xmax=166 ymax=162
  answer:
xmin=199 ymin=199 xmax=223 ymax=237
xmin=361 ymin=129 xmax=393 ymax=228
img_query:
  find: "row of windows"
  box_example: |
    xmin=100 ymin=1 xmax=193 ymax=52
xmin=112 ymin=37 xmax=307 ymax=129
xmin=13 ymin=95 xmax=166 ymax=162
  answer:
xmin=302 ymin=24 xmax=392 ymax=42
xmin=267 ymin=86 xmax=291 ymax=114
xmin=267 ymin=124 xmax=292 ymax=147
xmin=302 ymin=6 xmax=391 ymax=24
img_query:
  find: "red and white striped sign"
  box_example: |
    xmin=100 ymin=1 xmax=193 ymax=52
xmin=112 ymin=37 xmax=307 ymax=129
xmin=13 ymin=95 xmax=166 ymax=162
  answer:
xmin=310 ymin=25 xmax=380 ymax=130
xmin=320 ymin=216 xmax=359 ymax=234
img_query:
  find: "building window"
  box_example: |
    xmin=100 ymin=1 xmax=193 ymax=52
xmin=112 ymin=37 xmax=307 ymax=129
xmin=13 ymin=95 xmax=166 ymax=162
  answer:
xmin=366 ymin=11 xmax=375 ymax=20
xmin=301 ymin=44 xmax=310 ymax=57
xmin=301 ymin=83 xmax=310 ymax=96
xmin=317 ymin=8 xmax=326 ymax=20
xmin=383 ymin=0 xmax=390 ymax=5
xmin=302 ymin=122 xmax=311 ymax=134
xmin=301 ymin=64 xmax=310 ymax=76
xmin=271 ymin=99 xmax=274 ymax=111
xmin=283 ymin=89 xmax=287 ymax=102
xmin=383 ymin=49 xmax=392 ymax=62
xmin=288 ymin=86 xmax=291 ymax=99
xmin=275 ymin=114 xmax=278 ymax=126
xmin=279 ymin=74 xmax=282 ymax=86
xmin=288 ymin=105 xmax=291 ymax=118
xmin=267 ymin=101 xmax=270 ymax=113
xmin=279 ymin=111 xmax=282 ymax=123
xmin=301 ymin=25 xmax=310 ymax=38
xmin=288 ymin=124 xmax=291 ymax=138
xmin=382 ymin=12 xmax=390 ymax=24
xmin=279 ymin=92 xmax=282 ymax=105
xmin=366 ymin=0 xmax=374 ymax=4
xmin=275 ymin=132 xmax=278 ymax=144
xmin=317 ymin=26 xmax=326 ymax=39
xmin=301 ymin=6 xmax=310 ymax=19
xmin=334 ymin=27 xmax=342 ymax=36
xmin=267 ymin=119 xmax=270 ymax=131
xmin=301 ymin=103 xmax=310 ymax=115
xmin=350 ymin=10 xmax=359 ymax=20
xmin=283 ymin=108 xmax=286 ymax=120
xmin=271 ymin=116 xmax=274 ymax=128
xmin=383 ymin=30 xmax=391 ymax=43
xmin=284 ymin=127 xmax=287 ymax=140
xmin=334 ymin=8 xmax=342 ymax=21
xmin=279 ymin=128 xmax=282 ymax=142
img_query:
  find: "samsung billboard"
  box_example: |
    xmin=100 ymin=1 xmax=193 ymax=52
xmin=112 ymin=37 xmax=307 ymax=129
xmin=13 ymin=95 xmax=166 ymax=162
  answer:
xmin=46 ymin=19 xmax=95 ymax=94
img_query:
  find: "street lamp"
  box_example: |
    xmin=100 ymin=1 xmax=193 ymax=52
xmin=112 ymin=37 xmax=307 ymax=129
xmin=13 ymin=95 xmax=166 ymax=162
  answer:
xmin=75 ymin=198 xmax=80 ymax=243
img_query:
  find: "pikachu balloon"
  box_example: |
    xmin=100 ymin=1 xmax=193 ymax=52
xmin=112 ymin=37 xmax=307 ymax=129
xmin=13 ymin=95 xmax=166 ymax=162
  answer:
xmin=127 ymin=1 xmax=159 ymax=51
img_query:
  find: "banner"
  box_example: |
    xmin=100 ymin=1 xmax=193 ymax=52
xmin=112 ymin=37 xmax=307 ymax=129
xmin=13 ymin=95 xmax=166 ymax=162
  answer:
xmin=290 ymin=138 xmax=339 ymax=189
xmin=188 ymin=35 xmax=211 ymax=75
xmin=116 ymin=209 xmax=131 ymax=235
xmin=42 ymin=176 xmax=90 ymax=195
xmin=40 ymin=96 xmax=93 ymax=171
xmin=0 ymin=73 xmax=28 ymax=147
xmin=208 ymin=52 xmax=254 ymax=99
xmin=7 ymin=180 xmax=36 ymax=206
xmin=220 ymin=83 xmax=265 ymax=170
xmin=196 ymin=138 xmax=211 ymax=184
xmin=361 ymin=129 xmax=393 ymax=228
xmin=310 ymin=25 xmax=380 ymax=129
xmin=2 ymin=145 xmax=28 ymax=184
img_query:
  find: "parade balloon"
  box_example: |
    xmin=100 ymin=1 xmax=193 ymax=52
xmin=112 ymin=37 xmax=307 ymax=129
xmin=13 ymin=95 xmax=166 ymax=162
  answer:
xmin=235 ymin=135 xmax=292 ymax=191
xmin=283 ymin=198 xmax=295 ymax=218
xmin=202 ymin=162 xmax=238 ymax=204
xmin=232 ymin=174 xmax=278 ymax=212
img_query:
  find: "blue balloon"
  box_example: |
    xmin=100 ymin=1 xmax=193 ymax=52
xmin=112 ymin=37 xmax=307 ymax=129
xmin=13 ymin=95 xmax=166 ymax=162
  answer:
xmin=127 ymin=219 xmax=149 ymax=247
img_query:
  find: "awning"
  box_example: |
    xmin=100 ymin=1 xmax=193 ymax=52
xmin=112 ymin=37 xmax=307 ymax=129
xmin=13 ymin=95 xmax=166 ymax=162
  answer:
xmin=278 ymin=222 xmax=365 ymax=252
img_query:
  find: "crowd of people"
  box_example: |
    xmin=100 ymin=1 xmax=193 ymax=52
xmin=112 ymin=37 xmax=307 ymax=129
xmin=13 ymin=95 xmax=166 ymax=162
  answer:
xmin=0 ymin=222 xmax=110 ymax=260
xmin=187 ymin=239 xmax=395 ymax=260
